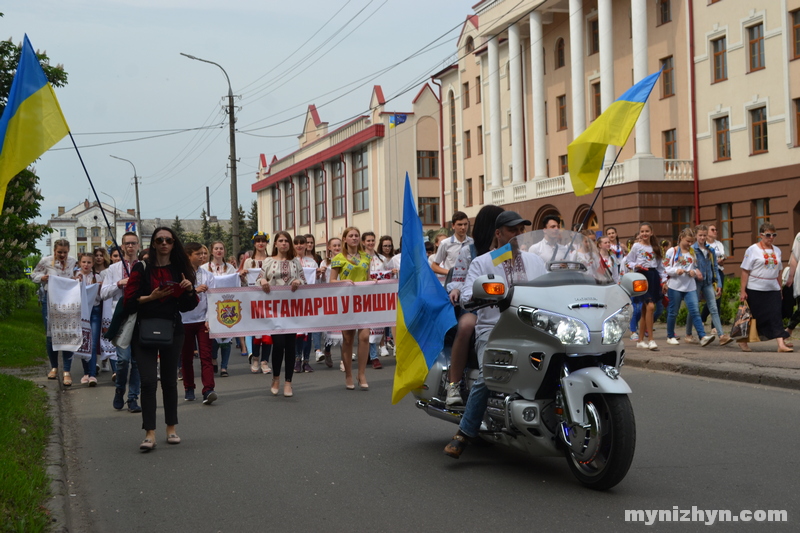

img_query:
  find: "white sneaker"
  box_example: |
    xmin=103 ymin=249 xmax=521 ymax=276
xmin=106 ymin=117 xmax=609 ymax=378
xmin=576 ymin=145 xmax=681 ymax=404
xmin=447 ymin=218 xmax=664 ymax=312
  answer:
xmin=666 ymin=337 xmax=679 ymax=345
xmin=700 ymin=335 xmax=716 ymax=347
xmin=636 ymin=341 xmax=649 ymax=349
xmin=648 ymin=340 xmax=658 ymax=351
xmin=380 ymin=345 xmax=389 ymax=357
xmin=315 ymin=350 xmax=324 ymax=362
xmin=630 ymin=332 xmax=639 ymax=341
xmin=352 ymin=353 xmax=357 ymax=361
xmin=445 ymin=382 xmax=463 ymax=406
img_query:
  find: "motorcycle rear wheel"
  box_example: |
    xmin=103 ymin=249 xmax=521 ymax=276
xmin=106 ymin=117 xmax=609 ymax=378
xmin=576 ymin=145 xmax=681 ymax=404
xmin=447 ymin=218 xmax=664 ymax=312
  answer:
xmin=564 ymin=393 xmax=636 ymax=491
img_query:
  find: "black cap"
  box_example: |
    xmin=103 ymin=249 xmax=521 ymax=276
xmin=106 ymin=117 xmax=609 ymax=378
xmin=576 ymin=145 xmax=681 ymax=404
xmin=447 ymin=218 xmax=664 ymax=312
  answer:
xmin=495 ymin=211 xmax=532 ymax=230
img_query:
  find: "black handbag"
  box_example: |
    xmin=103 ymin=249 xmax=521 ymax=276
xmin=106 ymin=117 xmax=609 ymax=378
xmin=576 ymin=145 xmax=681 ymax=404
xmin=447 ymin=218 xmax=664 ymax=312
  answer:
xmin=138 ymin=317 xmax=174 ymax=347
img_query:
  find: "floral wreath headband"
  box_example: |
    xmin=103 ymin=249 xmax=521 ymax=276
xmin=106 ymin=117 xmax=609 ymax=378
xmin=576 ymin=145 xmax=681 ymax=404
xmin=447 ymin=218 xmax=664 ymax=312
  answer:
xmin=252 ymin=232 xmax=270 ymax=243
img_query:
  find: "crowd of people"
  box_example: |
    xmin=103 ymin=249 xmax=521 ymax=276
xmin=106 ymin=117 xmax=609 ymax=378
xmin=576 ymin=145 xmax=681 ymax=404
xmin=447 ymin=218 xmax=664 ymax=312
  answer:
xmin=33 ymin=211 xmax=799 ymax=452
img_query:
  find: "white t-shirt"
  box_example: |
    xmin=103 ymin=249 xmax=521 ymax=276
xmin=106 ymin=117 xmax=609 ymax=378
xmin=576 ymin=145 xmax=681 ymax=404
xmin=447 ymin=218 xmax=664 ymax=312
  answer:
xmin=707 ymin=240 xmax=726 ymax=272
xmin=432 ymin=235 xmax=474 ymax=271
xmin=741 ymin=243 xmax=781 ymax=292
xmin=792 ymin=233 xmax=800 ymax=298
xmin=181 ymin=268 xmax=215 ymax=324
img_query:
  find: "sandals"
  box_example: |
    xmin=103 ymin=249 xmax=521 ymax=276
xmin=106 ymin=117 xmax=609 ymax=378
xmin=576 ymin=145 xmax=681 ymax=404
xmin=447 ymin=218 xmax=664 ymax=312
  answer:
xmin=270 ymin=378 xmax=280 ymax=396
xmin=249 ymin=354 xmax=259 ymax=373
xmin=47 ymin=368 xmax=57 ymax=380
xmin=62 ymin=373 xmax=72 ymax=387
xmin=261 ymin=361 xmax=271 ymax=374
xmin=139 ymin=438 xmax=156 ymax=452
xmin=220 ymin=369 xmax=229 ymax=377
xmin=167 ymin=433 xmax=181 ymax=445
xmin=443 ymin=432 xmax=469 ymax=459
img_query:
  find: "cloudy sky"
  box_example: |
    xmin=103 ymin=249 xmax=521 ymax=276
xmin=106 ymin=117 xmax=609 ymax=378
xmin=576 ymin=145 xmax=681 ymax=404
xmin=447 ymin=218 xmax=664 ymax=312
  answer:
xmin=7 ymin=0 xmax=468 ymax=238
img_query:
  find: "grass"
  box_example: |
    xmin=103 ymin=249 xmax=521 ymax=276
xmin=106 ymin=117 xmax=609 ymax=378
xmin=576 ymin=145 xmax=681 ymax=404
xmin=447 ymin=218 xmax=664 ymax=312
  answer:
xmin=0 ymin=295 xmax=53 ymax=532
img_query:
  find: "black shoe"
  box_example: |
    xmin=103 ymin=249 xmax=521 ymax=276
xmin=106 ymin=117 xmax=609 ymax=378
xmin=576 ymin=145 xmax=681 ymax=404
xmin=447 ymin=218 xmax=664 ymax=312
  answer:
xmin=202 ymin=390 xmax=217 ymax=405
xmin=184 ymin=389 xmax=196 ymax=401
xmin=213 ymin=363 xmax=218 ymax=374
xmin=443 ymin=432 xmax=469 ymax=459
xmin=127 ymin=399 xmax=142 ymax=413
xmin=113 ymin=389 xmax=125 ymax=410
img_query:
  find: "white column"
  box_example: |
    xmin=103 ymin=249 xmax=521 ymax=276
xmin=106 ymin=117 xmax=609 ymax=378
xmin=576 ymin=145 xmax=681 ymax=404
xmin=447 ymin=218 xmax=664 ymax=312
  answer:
xmin=569 ymin=0 xmax=586 ymax=136
xmin=599 ymin=0 xmax=615 ymax=165
xmin=488 ymin=36 xmax=503 ymax=188
xmin=529 ymin=11 xmax=547 ymax=179
xmin=509 ymin=23 xmax=524 ymax=184
xmin=631 ymin=0 xmax=651 ymax=156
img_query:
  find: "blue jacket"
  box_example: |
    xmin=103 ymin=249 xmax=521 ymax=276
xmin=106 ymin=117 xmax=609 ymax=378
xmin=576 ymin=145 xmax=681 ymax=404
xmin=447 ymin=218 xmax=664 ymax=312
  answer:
xmin=691 ymin=242 xmax=718 ymax=288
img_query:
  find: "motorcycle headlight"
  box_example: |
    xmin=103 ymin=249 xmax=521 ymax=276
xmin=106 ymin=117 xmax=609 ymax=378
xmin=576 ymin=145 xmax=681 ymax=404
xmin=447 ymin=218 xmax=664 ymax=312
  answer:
xmin=602 ymin=304 xmax=632 ymax=345
xmin=522 ymin=307 xmax=590 ymax=345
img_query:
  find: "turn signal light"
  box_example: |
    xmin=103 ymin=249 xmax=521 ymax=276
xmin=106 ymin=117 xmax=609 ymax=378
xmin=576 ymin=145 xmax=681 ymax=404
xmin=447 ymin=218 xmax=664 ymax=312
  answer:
xmin=482 ymin=282 xmax=506 ymax=296
xmin=632 ymin=279 xmax=648 ymax=293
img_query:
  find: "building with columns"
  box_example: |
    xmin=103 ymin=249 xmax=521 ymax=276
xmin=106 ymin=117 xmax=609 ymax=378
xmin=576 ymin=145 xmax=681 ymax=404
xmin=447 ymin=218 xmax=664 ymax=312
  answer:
xmin=436 ymin=0 xmax=800 ymax=275
xmin=252 ymin=84 xmax=442 ymax=253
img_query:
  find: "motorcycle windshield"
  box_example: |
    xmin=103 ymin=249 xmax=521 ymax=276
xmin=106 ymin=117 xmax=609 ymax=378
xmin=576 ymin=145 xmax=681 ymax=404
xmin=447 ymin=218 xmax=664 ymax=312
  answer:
xmin=504 ymin=229 xmax=617 ymax=287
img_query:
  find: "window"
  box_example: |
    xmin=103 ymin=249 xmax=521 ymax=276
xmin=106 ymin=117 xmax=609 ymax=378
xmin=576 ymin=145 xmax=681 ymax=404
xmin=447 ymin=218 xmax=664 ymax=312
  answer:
xmin=591 ymin=82 xmax=601 ymax=120
xmin=418 ymin=197 xmax=439 ymax=225
xmin=479 ymin=175 xmax=485 ymax=205
xmin=91 ymin=227 xmax=100 ymax=238
xmin=719 ymin=203 xmax=733 ymax=257
xmin=712 ymin=37 xmax=727 ymax=83
xmin=589 ymin=19 xmax=599 ymax=55
xmin=462 ymin=82 xmax=470 ymax=109
xmin=506 ymin=62 xmax=511 ymax=90
xmin=671 ymin=207 xmax=693 ymax=245
xmin=754 ymin=198 xmax=770 ymax=233
xmin=77 ymin=227 xmax=86 ymax=240
xmin=299 ymin=175 xmax=310 ymax=226
xmin=59 ymin=229 xmax=66 ymax=237
xmin=332 ymin=160 xmax=345 ymax=218
xmin=658 ymin=0 xmax=671 ymax=25
xmin=314 ymin=169 xmax=326 ymax=222
xmin=475 ymin=76 xmax=481 ymax=103
xmin=272 ymin=187 xmax=281 ymax=232
xmin=660 ymin=56 xmax=674 ymax=97
xmin=555 ymin=38 xmax=565 ymax=69
xmin=557 ymin=95 xmax=567 ymax=130
xmin=464 ymin=130 xmax=472 ymax=158
xmin=450 ymin=93 xmax=458 ymax=212
xmin=417 ymin=151 xmax=438 ymax=178
xmin=750 ymin=106 xmax=768 ymax=154
xmin=713 ymin=117 xmax=731 ymax=161
xmin=352 ymin=148 xmax=369 ymax=213
xmin=78 ymin=245 xmax=86 ymax=254
xmin=543 ymin=47 xmax=546 ymax=75
xmin=748 ymin=24 xmax=765 ymax=71
xmin=508 ymin=111 xmax=512 ymax=145
xmin=466 ymin=178 xmax=473 ymax=207
xmin=477 ymin=126 xmax=483 ymax=154
xmin=285 ymin=181 xmax=295 ymax=230
xmin=663 ymin=129 xmax=677 ymax=159
xmin=544 ymin=101 xmax=548 ymax=134
xmin=559 ymin=155 xmax=569 ymax=175
xmin=465 ymin=36 xmax=474 ymax=54
xmin=793 ymin=10 xmax=800 ymax=59
xmin=796 ymin=99 xmax=800 ymax=147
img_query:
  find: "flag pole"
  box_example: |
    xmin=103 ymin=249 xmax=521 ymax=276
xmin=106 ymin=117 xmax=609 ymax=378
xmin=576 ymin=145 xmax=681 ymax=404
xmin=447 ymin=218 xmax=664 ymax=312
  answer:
xmin=576 ymin=144 xmax=625 ymax=233
xmin=67 ymin=132 xmax=128 ymax=275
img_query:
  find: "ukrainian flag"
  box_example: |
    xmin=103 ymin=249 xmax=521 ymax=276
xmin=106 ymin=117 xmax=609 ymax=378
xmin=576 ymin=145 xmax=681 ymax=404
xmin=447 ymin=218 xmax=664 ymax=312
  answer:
xmin=490 ymin=243 xmax=512 ymax=266
xmin=392 ymin=173 xmax=456 ymax=404
xmin=567 ymin=70 xmax=662 ymax=197
xmin=0 ymin=35 xmax=69 ymax=210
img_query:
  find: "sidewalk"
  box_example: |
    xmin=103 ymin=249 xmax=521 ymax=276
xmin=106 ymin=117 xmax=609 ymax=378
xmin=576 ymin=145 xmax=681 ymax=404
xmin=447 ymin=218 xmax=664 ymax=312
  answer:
xmin=622 ymin=329 xmax=800 ymax=390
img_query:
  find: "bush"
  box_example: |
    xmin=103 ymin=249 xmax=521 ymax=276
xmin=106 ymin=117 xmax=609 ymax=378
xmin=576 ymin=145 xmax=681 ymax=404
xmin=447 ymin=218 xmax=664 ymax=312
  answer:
xmin=0 ymin=280 xmax=37 ymax=319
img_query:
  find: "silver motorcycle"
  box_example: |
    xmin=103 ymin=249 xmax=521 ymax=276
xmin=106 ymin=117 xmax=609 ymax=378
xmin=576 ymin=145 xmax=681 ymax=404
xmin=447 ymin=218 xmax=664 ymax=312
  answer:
xmin=414 ymin=230 xmax=647 ymax=490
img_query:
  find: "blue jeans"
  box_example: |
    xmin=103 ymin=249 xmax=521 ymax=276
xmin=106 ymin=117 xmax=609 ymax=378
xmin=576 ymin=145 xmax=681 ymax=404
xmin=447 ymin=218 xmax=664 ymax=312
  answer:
xmin=295 ymin=334 xmax=312 ymax=361
xmin=41 ymin=292 xmax=73 ymax=371
xmin=312 ymin=332 xmax=323 ymax=352
xmin=667 ymin=288 xmax=706 ymax=339
xmin=114 ymin=344 xmax=140 ymax=401
xmin=458 ymin=330 xmax=491 ymax=439
xmin=687 ymin=283 xmax=723 ymax=338
xmin=369 ymin=343 xmax=378 ymax=361
xmin=212 ymin=339 xmax=232 ymax=370
xmin=82 ymin=304 xmax=102 ymax=377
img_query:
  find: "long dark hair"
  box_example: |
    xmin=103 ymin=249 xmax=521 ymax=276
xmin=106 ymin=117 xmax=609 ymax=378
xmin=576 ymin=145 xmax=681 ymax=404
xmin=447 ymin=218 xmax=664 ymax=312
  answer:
xmin=473 ymin=205 xmax=505 ymax=256
xmin=272 ymin=231 xmax=297 ymax=260
xmin=146 ymin=227 xmax=196 ymax=284
xmin=638 ymin=222 xmax=662 ymax=261
xmin=378 ymin=235 xmax=395 ymax=260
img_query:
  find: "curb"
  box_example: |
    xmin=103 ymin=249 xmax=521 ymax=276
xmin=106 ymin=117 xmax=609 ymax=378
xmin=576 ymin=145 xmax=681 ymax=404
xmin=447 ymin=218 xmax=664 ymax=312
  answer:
xmin=624 ymin=354 xmax=800 ymax=391
xmin=43 ymin=382 xmax=70 ymax=533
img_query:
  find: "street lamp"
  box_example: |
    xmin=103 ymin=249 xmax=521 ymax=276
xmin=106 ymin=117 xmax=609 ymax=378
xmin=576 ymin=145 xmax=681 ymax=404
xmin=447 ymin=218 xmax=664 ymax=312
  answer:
xmin=99 ymin=191 xmax=117 ymax=242
xmin=109 ymin=155 xmax=141 ymax=239
xmin=180 ymin=52 xmax=240 ymax=257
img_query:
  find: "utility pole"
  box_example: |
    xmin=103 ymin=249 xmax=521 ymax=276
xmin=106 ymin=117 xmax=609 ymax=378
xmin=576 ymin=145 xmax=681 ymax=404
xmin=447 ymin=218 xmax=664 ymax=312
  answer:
xmin=206 ymin=186 xmax=211 ymax=217
xmin=110 ymin=155 xmax=141 ymax=239
xmin=181 ymin=52 xmax=240 ymax=257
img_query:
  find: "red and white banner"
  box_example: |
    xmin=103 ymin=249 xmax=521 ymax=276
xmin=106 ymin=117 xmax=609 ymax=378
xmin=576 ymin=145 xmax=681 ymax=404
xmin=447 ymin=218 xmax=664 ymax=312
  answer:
xmin=206 ymin=280 xmax=398 ymax=338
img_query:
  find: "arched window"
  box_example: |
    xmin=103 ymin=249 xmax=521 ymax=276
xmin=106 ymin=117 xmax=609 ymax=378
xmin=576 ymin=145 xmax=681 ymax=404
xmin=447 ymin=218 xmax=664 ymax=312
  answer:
xmin=555 ymin=38 xmax=565 ymax=69
xmin=465 ymin=36 xmax=474 ymax=53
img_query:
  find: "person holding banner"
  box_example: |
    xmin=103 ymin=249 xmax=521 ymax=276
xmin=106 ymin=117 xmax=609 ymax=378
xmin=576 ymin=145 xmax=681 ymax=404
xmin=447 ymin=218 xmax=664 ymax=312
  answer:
xmin=32 ymin=238 xmax=78 ymax=384
xmin=124 ymin=227 xmax=198 ymax=452
xmin=75 ymin=253 xmax=104 ymax=386
xmin=362 ymin=231 xmax=386 ymax=369
xmin=294 ymin=234 xmax=317 ymax=373
xmin=243 ymin=232 xmax=272 ymax=374
xmin=258 ymin=231 xmax=306 ymax=397
xmin=331 ymin=227 xmax=372 ymax=390
xmin=203 ymin=241 xmax=237 ymax=376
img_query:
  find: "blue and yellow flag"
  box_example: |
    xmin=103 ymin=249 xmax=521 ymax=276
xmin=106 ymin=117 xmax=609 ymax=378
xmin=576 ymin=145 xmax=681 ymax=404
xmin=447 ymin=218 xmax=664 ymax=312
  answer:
xmin=392 ymin=173 xmax=456 ymax=404
xmin=567 ymin=70 xmax=661 ymax=196
xmin=389 ymin=114 xmax=407 ymax=129
xmin=0 ymin=35 xmax=69 ymax=211
xmin=490 ymin=243 xmax=512 ymax=266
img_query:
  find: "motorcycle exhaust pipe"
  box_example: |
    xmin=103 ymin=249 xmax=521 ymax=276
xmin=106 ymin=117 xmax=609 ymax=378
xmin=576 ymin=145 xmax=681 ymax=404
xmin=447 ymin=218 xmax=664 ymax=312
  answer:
xmin=415 ymin=400 xmax=463 ymax=424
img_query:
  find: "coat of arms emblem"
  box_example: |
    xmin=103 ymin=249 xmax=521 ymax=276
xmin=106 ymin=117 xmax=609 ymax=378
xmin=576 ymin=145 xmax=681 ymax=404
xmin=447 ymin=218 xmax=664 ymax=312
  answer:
xmin=216 ymin=296 xmax=242 ymax=329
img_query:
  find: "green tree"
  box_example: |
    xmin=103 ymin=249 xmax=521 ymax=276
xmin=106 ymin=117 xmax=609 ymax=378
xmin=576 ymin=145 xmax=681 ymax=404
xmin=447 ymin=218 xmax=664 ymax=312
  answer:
xmin=172 ymin=216 xmax=186 ymax=243
xmin=246 ymin=200 xmax=259 ymax=239
xmin=200 ymin=209 xmax=211 ymax=245
xmin=0 ymin=34 xmax=69 ymax=279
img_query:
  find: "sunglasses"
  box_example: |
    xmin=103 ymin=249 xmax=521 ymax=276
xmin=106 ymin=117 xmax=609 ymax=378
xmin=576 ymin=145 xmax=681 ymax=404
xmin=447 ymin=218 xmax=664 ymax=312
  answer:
xmin=761 ymin=233 xmax=777 ymax=238
xmin=122 ymin=241 xmax=138 ymax=246
xmin=155 ymin=237 xmax=174 ymax=245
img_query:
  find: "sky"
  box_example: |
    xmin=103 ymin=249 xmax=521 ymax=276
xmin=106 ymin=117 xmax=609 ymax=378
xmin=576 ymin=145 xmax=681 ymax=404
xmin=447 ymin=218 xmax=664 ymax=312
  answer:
xmin=6 ymin=0 xmax=470 ymax=245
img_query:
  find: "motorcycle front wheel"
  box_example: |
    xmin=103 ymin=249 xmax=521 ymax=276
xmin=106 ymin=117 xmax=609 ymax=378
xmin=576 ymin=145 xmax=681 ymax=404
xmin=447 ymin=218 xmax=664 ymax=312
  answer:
xmin=564 ymin=393 xmax=636 ymax=491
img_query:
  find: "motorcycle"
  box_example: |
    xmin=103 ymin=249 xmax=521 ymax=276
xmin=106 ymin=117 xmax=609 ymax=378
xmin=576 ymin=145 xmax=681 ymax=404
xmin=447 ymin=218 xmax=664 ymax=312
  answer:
xmin=414 ymin=230 xmax=647 ymax=490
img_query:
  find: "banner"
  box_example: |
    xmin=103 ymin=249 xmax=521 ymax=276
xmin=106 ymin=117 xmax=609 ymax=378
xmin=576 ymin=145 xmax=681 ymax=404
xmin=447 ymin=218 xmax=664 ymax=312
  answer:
xmin=206 ymin=280 xmax=398 ymax=338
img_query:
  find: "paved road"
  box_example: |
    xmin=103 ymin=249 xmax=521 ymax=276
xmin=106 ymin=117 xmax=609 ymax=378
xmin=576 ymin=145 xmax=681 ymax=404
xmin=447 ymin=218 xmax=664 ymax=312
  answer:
xmin=60 ymin=351 xmax=799 ymax=532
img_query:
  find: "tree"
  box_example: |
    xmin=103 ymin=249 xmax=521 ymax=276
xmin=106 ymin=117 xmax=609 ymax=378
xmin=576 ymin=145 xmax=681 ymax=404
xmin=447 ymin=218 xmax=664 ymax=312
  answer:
xmin=200 ymin=209 xmax=211 ymax=244
xmin=172 ymin=216 xmax=186 ymax=243
xmin=246 ymin=200 xmax=259 ymax=239
xmin=0 ymin=33 xmax=69 ymax=279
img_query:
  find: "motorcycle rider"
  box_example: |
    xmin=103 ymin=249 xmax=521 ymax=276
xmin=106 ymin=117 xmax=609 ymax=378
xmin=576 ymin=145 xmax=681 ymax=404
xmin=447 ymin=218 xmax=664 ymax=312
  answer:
xmin=444 ymin=211 xmax=548 ymax=458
